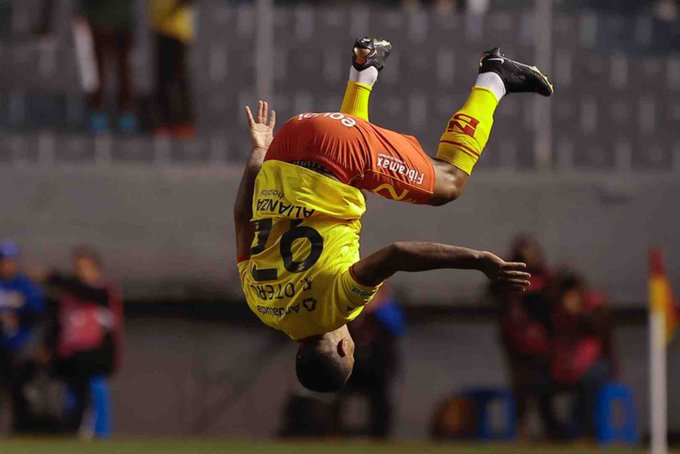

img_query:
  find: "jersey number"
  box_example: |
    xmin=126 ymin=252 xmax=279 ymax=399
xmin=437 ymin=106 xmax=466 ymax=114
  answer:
xmin=250 ymin=218 xmax=324 ymax=282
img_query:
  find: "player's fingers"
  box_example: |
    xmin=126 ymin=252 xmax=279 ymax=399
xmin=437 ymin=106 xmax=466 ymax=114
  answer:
xmin=261 ymin=101 xmax=266 ymax=123
xmin=503 ymin=262 xmax=527 ymax=270
xmin=501 ymin=270 xmax=531 ymax=280
xmin=257 ymin=100 xmax=264 ymax=123
xmin=269 ymin=109 xmax=276 ymax=129
xmin=502 ymin=278 xmax=531 ymax=287
xmin=245 ymin=106 xmax=255 ymax=127
xmin=499 ymin=279 xmax=529 ymax=289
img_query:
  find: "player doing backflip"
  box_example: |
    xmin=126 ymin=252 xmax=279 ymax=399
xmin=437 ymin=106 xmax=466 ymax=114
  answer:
xmin=234 ymin=38 xmax=553 ymax=392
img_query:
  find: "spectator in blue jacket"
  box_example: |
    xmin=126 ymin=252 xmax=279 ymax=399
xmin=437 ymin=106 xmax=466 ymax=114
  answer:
xmin=0 ymin=239 xmax=46 ymax=432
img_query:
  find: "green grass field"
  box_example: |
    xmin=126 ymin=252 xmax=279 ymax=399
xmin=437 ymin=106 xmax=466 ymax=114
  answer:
xmin=0 ymin=440 xmax=676 ymax=454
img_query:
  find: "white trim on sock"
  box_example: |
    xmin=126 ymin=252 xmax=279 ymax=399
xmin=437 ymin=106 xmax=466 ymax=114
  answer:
xmin=349 ymin=66 xmax=379 ymax=87
xmin=474 ymin=72 xmax=506 ymax=101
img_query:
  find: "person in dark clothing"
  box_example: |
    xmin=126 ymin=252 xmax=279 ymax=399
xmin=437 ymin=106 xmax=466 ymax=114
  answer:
xmin=551 ymin=272 xmax=616 ymax=439
xmin=35 ymin=0 xmax=137 ymax=133
xmin=43 ymin=246 xmax=123 ymax=437
xmin=0 ymin=240 xmax=46 ymax=433
xmin=491 ymin=234 xmax=561 ymax=440
xmin=149 ymin=0 xmax=195 ymax=137
xmin=77 ymin=0 xmax=137 ymax=133
xmin=332 ymin=285 xmax=404 ymax=438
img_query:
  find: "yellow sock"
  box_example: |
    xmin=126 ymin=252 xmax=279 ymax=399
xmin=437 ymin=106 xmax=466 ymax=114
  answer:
xmin=340 ymin=81 xmax=372 ymax=121
xmin=437 ymin=87 xmax=499 ymax=175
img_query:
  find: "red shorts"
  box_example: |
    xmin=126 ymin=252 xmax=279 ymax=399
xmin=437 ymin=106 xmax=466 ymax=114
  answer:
xmin=264 ymin=113 xmax=436 ymax=204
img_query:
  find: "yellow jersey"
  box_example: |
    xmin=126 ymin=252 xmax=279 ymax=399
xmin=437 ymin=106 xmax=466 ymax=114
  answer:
xmin=149 ymin=0 xmax=194 ymax=43
xmin=237 ymin=160 xmax=381 ymax=340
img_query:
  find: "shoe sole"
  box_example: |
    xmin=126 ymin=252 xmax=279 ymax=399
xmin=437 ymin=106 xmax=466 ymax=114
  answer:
xmin=482 ymin=52 xmax=555 ymax=97
xmin=527 ymin=64 xmax=555 ymax=96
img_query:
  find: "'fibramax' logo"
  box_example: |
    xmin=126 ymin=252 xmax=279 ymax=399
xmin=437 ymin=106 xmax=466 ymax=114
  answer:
xmin=376 ymin=153 xmax=425 ymax=185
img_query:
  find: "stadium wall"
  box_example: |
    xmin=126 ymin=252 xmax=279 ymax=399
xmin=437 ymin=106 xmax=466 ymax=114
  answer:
xmin=0 ymin=166 xmax=678 ymax=305
xmin=109 ymin=317 xmax=678 ymax=438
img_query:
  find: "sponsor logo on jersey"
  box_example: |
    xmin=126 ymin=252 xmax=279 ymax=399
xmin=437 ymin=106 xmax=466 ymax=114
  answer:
xmin=372 ymin=184 xmax=409 ymax=201
xmin=350 ymin=286 xmax=377 ymax=299
xmin=376 ymin=153 xmax=425 ymax=186
xmin=447 ymin=113 xmax=480 ymax=138
xmin=302 ymin=298 xmax=317 ymax=312
xmin=260 ymin=189 xmax=284 ymax=199
xmin=256 ymin=198 xmax=315 ymax=218
xmin=257 ymin=304 xmax=300 ymax=317
xmin=297 ymin=112 xmax=357 ymax=128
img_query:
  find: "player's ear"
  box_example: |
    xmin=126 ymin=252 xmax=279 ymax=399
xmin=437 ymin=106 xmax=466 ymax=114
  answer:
xmin=337 ymin=337 xmax=348 ymax=358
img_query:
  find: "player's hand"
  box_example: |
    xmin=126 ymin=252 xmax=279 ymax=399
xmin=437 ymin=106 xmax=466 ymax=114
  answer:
xmin=245 ymin=100 xmax=276 ymax=151
xmin=479 ymin=251 xmax=531 ymax=292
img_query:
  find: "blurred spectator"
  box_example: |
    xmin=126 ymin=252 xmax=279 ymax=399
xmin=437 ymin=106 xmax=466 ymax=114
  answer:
xmin=332 ymin=285 xmax=404 ymax=439
xmin=492 ymin=234 xmax=561 ymax=440
xmin=78 ymin=0 xmax=137 ymax=134
xmin=43 ymin=246 xmax=123 ymax=438
xmin=0 ymin=240 xmax=46 ymax=433
xmin=551 ymin=271 xmax=616 ymax=440
xmin=38 ymin=0 xmax=138 ymax=133
xmin=655 ymin=0 xmax=679 ymax=20
xmin=149 ymin=0 xmax=195 ymax=138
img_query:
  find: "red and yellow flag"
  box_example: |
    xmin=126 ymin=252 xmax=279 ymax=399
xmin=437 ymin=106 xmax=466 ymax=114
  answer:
xmin=649 ymin=248 xmax=679 ymax=345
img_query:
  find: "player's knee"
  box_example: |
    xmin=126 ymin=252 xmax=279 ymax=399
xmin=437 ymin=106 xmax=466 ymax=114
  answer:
xmin=429 ymin=184 xmax=464 ymax=206
xmin=430 ymin=162 xmax=469 ymax=205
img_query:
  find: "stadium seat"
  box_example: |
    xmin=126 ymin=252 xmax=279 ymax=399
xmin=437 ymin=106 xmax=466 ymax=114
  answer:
xmin=594 ymin=382 xmax=639 ymax=446
xmin=461 ymin=387 xmax=517 ymax=441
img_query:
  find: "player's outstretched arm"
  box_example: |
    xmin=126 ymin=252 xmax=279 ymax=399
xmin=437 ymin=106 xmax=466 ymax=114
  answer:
xmin=352 ymin=242 xmax=530 ymax=292
xmin=234 ymin=100 xmax=275 ymax=261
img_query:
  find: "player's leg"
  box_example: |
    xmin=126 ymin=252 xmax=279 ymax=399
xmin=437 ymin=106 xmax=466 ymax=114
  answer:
xmin=340 ymin=38 xmax=392 ymax=121
xmin=430 ymin=48 xmax=553 ymax=204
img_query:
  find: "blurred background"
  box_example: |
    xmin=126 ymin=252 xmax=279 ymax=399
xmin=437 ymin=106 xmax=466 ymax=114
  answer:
xmin=0 ymin=0 xmax=679 ymax=451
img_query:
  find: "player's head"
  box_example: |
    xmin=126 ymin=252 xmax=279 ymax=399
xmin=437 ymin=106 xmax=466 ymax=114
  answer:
xmin=509 ymin=233 xmax=544 ymax=271
xmin=0 ymin=239 xmax=21 ymax=279
xmin=72 ymin=245 xmax=103 ymax=284
xmin=295 ymin=325 xmax=355 ymax=393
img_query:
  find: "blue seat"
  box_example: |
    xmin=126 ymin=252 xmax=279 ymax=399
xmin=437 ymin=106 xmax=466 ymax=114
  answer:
xmin=595 ymin=382 xmax=639 ymax=446
xmin=462 ymin=387 xmax=517 ymax=441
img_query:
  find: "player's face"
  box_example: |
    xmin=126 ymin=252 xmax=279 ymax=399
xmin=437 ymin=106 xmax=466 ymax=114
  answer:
xmin=74 ymin=257 xmax=101 ymax=284
xmin=0 ymin=258 xmax=19 ymax=279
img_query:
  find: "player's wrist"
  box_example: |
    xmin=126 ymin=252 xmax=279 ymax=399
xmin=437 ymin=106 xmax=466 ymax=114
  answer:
xmin=476 ymin=251 xmax=494 ymax=272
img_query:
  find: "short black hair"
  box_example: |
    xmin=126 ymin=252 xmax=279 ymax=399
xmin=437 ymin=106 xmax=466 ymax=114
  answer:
xmin=72 ymin=245 xmax=102 ymax=268
xmin=295 ymin=343 xmax=351 ymax=393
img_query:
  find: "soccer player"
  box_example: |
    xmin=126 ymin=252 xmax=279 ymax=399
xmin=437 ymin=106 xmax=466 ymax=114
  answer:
xmin=234 ymin=38 xmax=553 ymax=392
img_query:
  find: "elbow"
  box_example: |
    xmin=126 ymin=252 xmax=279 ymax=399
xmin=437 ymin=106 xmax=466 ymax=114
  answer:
xmin=388 ymin=241 xmax=411 ymax=263
xmin=375 ymin=242 xmax=408 ymax=278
